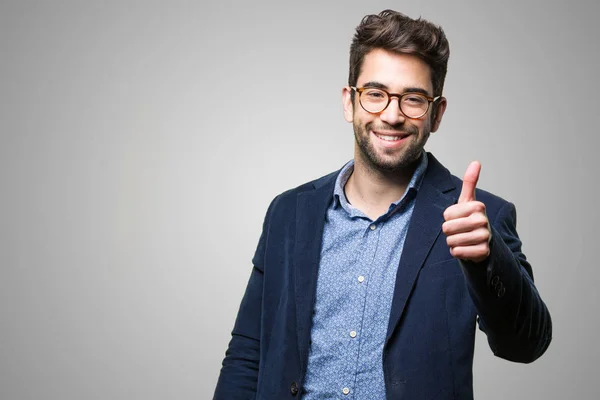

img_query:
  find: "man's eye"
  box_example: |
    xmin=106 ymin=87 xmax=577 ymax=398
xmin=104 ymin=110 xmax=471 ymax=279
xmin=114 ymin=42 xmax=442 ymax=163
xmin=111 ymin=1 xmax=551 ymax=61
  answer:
xmin=365 ymin=90 xmax=386 ymax=99
xmin=404 ymin=95 xmax=427 ymax=104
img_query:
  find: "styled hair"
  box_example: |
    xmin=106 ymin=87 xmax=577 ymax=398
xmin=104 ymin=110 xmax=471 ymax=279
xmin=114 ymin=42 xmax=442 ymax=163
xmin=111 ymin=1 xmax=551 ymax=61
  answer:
xmin=349 ymin=10 xmax=450 ymax=97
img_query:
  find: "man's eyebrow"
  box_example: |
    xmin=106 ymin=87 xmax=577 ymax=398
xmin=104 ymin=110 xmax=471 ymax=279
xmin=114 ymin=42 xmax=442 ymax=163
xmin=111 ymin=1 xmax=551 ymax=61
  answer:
xmin=362 ymin=81 xmax=388 ymax=89
xmin=361 ymin=82 xmax=432 ymax=96
xmin=403 ymin=87 xmax=431 ymax=96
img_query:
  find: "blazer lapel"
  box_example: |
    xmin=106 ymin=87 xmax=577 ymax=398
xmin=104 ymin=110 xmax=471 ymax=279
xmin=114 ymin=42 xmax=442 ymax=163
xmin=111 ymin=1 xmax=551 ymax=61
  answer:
xmin=385 ymin=153 xmax=457 ymax=343
xmin=293 ymin=172 xmax=337 ymax=374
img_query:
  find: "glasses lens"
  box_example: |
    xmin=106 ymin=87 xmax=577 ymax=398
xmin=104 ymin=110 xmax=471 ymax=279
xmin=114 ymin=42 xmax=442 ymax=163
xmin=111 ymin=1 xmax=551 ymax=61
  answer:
xmin=400 ymin=93 xmax=429 ymax=118
xmin=359 ymin=88 xmax=388 ymax=113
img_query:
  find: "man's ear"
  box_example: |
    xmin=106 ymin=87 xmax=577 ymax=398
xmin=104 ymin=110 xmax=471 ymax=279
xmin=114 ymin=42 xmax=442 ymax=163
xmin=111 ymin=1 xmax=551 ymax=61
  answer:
xmin=431 ymin=97 xmax=447 ymax=132
xmin=342 ymin=86 xmax=354 ymax=123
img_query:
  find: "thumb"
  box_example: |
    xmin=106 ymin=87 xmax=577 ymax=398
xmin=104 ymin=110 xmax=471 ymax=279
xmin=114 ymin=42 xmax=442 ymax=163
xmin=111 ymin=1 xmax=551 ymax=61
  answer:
xmin=458 ymin=161 xmax=481 ymax=203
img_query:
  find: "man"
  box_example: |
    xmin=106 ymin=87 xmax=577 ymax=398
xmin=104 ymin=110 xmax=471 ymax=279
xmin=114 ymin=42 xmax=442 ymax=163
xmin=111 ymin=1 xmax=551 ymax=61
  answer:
xmin=214 ymin=10 xmax=551 ymax=399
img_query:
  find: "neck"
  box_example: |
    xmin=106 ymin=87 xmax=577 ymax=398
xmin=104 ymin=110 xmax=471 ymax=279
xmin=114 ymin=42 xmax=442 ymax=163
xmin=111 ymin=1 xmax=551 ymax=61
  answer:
xmin=344 ymin=153 xmax=421 ymax=220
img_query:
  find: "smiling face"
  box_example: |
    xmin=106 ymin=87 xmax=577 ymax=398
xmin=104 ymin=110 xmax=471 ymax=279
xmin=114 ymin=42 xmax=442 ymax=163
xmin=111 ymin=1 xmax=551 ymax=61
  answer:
xmin=343 ymin=49 xmax=447 ymax=173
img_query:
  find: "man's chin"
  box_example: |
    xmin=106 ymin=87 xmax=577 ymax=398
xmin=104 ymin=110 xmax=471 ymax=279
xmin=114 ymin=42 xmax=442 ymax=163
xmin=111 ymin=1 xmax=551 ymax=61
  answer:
xmin=368 ymin=157 xmax=409 ymax=173
xmin=367 ymin=152 xmax=422 ymax=173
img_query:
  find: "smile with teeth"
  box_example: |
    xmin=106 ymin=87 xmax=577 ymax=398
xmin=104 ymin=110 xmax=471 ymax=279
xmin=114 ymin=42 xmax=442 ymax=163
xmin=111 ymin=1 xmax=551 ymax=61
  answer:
xmin=374 ymin=132 xmax=407 ymax=141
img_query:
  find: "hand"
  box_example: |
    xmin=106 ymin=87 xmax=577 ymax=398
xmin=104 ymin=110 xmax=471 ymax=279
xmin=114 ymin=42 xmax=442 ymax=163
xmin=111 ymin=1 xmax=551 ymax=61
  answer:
xmin=442 ymin=161 xmax=491 ymax=263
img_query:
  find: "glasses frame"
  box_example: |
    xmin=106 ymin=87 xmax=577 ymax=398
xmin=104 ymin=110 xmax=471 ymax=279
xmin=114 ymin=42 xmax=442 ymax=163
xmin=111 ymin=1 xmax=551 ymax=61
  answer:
xmin=350 ymin=86 xmax=441 ymax=119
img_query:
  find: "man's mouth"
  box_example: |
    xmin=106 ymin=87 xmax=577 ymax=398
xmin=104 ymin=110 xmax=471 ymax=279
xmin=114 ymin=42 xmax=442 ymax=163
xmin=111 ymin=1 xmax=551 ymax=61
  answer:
xmin=373 ymin=132 xmax=409 ymax=141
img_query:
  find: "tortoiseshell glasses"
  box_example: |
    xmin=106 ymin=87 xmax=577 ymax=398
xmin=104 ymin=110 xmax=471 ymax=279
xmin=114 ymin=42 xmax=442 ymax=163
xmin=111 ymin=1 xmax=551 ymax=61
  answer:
xmin=351 ymin=86 xmax=441 ymax=119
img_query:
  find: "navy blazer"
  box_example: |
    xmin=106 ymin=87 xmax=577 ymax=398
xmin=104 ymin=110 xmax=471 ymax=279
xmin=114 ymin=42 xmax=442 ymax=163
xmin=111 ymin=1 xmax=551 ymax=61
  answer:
xmin=214 ymin=153 xmax=552 ymax=399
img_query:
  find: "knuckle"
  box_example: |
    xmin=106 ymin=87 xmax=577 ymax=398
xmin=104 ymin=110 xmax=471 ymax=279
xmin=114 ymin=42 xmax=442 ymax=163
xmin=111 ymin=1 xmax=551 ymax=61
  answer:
xmin=474 ymin=201 xmax=486 ymax=212
xmin=475 ymin=214 xmax=488 ymax=227
xmin=443 ymin=209 xmax=452 ymax=221
xmin=442 ymin=222 xmax=449 ymax=234
xmin=450 ymin=247 xmax=459 ymax=257
xmin=481 ymin=229 xmax=491 ymax=242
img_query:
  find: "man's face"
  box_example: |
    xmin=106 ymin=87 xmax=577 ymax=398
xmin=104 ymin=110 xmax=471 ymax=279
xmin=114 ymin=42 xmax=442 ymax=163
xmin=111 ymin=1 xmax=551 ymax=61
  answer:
xmin=343 ymin=49 xmax=446 ymax=172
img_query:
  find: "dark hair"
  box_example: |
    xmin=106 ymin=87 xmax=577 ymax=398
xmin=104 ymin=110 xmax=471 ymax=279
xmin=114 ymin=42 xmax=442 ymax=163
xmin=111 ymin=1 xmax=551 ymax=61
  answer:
xmin=349 ymin=10 xmax=450 ymax=97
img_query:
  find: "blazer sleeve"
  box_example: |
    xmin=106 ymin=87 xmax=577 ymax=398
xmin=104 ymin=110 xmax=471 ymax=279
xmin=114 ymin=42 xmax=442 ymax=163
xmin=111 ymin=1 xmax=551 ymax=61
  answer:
xmin=213 ymin=196 xmax=277 ymax=399
xmin=459 ymin=201 xmax=552 ymax=363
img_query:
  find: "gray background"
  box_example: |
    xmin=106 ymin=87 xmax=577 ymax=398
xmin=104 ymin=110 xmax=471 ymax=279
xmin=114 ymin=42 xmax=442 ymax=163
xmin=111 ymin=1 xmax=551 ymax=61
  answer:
xmin=1 ymin=0 xmax=598 ymax=399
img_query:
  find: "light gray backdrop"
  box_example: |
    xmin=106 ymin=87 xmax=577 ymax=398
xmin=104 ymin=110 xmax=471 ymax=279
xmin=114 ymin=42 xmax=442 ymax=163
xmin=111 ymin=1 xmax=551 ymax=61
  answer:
xmin=1 ymin=0 xmax=598 ymax=399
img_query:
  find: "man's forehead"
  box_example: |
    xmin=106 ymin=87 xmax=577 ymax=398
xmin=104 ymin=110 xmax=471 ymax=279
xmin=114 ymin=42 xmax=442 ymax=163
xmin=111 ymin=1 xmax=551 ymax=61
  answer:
xmin=357 ymin=49 xmax=433 ymax=93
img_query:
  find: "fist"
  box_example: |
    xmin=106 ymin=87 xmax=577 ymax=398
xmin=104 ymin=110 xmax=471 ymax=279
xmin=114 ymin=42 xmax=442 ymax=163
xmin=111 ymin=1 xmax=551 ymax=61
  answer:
xmin=442 ymin=161 xmax=491 ymax=263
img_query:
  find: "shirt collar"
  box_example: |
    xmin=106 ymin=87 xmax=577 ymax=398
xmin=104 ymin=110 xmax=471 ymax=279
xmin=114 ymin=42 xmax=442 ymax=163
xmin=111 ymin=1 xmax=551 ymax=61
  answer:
xmin=333 ymin=151 xmax=429 ymax=212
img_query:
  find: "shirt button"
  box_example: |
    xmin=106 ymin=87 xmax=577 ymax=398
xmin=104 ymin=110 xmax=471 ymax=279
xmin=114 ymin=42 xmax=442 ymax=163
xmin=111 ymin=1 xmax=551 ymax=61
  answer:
xmin=357 ymin=275 xmax=365 ymax=283
xmin=349 ymin=330 xmax=357 ymax=338
xmin=370 ymin=224 xmax=376 ymax=230
xmin=290 ymin=381 xmax=299 ymax=396
xmin=342 ymin=387 xmax=350 ymax=395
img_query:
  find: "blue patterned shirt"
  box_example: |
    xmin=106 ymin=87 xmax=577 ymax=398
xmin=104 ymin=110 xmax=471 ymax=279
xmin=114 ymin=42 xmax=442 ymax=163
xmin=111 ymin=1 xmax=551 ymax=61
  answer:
xmin=302 ymin=153 xmax=428 ymax=399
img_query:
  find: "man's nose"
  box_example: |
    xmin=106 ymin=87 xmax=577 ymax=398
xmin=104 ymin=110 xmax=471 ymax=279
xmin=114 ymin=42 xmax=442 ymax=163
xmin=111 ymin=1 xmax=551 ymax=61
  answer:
xmin=379 ymin=97 xmax=405 ymax=125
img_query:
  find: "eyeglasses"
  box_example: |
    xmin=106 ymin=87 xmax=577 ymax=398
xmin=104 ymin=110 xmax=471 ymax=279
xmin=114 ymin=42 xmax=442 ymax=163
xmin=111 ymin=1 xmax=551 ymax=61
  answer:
xmin=351 ymin=86 xmax=441 ymax=119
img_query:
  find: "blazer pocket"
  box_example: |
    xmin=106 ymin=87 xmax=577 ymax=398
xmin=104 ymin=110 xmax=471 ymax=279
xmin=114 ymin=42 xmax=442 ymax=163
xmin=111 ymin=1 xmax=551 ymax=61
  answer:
xmin=426 ymin=257 xmax=456 ymax=269
xmin=420 ymin=258 xmax=463 ymax=281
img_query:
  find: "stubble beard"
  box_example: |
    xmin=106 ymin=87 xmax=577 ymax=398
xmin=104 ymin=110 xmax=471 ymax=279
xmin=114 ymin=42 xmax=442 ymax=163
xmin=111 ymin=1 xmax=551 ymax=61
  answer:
xmin=353 ymin=119 xmax=430 ymax=173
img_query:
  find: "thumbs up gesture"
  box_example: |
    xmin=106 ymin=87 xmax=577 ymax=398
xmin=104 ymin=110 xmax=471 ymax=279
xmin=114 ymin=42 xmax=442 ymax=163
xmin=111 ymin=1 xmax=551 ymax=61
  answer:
xmin=442 ymin=161 xmax=492 ymax=263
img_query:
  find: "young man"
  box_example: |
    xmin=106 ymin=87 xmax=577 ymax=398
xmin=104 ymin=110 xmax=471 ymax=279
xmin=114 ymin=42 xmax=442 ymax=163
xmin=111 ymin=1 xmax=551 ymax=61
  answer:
xmin=214 ymin=10 xmax=551 ymax=399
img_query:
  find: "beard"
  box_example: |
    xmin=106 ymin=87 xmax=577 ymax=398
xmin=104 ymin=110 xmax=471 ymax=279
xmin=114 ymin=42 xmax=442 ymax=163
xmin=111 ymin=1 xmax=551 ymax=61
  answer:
xmin=353 ymin=118 xmax=430 ymax=173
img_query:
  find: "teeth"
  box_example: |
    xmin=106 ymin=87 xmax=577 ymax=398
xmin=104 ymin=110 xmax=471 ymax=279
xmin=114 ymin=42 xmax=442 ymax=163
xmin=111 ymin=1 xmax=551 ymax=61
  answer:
xmin=377 ymin=134 xmax=402 ymax=141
